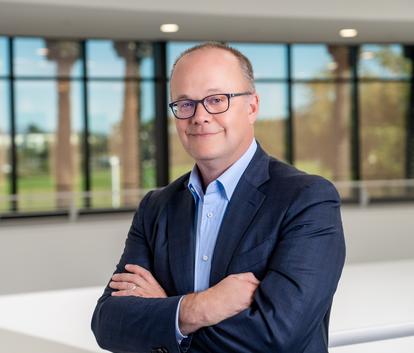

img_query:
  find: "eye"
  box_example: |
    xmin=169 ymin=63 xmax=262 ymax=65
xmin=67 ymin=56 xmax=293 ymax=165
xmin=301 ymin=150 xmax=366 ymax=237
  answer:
xmin=176 ymin=101 xmax=194 ymax=110
xmin=207 ymin=95 xmax=226 ymax=105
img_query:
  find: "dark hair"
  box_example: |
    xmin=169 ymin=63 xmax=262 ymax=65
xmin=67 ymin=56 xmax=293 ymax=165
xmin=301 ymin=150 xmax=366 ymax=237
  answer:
xmin=170 ymin=41 xmax=255 ymax=91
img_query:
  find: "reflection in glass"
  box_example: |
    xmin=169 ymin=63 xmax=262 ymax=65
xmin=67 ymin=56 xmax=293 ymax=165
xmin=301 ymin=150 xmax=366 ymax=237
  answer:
xmin=293 ymin=44 xmax=350 ymax=80
xmin=14 ymin=38 xmax=82 ymax=77
xmin=15 ymin=81 xmax=83 ymax=211
xmin=359 ymin=45 xmax=411 ymax=79
xmin=0 ymin=37 xmax=9 ymax=76
xmin=255 ymin=83 xmax=286 ymax=160
xmin=0 ymin=81 xmax=10 ymax=212
xmin=140 ymin=82 xmax=156 ymax=189
xmin=229 ymin=43 xmax=286 ymax=79
xmin=293 ymin=44 xmax=352 ymax=194
xmin=360 ymin=82 xmax=407 ymax=185
xmin=87 ymin=40 xmax=154 ymax=78
xmin=293 ymin=82 xmax=351 ymax=181
xmin=88 ymin=79 xmax=152 ymax=208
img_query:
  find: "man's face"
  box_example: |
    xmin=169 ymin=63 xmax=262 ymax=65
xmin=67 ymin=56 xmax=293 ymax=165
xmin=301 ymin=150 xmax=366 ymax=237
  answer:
xmin=170 ymin=48 xmax=259 ymax=168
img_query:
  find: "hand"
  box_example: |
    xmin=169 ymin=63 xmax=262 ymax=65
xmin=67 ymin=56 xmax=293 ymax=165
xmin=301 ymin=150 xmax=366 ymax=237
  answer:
xmin=110 ymin=264 xmax=167 ymax=298
xmin=179 ymin=272 xmax=260 ymax=335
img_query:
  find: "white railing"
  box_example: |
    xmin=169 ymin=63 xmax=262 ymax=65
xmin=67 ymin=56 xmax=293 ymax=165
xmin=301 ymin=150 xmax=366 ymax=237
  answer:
xmin=334 ymin=178 xmax=414 ymax=207
xmin=0 ymin=189 xmax=149 ymax=221
xmin=1 ymin=179 xmax=414 ymax=217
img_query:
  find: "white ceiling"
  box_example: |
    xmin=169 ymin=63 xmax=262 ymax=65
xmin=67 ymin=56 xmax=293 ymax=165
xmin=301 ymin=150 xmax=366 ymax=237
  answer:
xmin=1 ymin=0 xmax=414 ymax=43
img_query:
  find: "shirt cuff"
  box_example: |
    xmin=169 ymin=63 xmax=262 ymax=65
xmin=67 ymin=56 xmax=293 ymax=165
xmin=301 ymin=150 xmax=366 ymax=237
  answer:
xmin=175 ymin=296 xmax=188 ymax=344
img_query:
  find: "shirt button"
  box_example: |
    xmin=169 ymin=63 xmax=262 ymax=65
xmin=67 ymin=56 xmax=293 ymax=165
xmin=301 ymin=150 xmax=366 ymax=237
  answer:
xmin=207 ymin=212 xmax=213 ymax=218
xmin=202 ymin=255 xmax=209 ymax=261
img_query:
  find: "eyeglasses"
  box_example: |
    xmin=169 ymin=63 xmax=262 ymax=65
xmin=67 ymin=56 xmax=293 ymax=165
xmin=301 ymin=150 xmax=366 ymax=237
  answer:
xmin=169 ymin=92 xmax=252 ymax=120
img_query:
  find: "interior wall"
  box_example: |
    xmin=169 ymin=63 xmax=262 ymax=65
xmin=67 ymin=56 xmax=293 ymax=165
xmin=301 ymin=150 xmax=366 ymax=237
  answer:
xmin=0 ymin=204 xmax=413 ymax=295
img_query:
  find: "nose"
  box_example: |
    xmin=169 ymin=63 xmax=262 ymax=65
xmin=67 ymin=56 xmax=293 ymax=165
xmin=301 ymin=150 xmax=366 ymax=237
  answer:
xmin=191 ymin=101 xmax=212 ymax=124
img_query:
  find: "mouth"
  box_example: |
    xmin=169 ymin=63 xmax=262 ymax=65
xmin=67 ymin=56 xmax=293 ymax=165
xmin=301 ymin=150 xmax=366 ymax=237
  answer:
xmin=187 ymin=130 xmax=223 ymax=137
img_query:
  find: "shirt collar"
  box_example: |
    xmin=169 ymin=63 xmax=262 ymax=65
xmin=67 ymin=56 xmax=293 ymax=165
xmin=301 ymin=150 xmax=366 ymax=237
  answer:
xmin=188 ymin=139 xmax=257 ymax=201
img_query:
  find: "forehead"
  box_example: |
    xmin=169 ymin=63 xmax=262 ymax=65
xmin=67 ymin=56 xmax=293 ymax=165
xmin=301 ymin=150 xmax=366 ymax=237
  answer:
xmin=170 ymin=48 xmax=246 ymax=96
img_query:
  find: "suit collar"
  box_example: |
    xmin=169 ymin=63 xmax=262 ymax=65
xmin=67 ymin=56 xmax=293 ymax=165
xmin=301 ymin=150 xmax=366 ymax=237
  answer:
xmin=171 ymin=143 xmax=271 ymax=292
xmin=167 ymin=188 xmax=196 ymax=294
xmin=208 ymin=145 xmax=270 ymax=286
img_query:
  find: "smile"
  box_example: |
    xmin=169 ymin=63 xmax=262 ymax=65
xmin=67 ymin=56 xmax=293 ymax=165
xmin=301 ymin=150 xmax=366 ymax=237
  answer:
xmin=187 ymin=131 xmax=223 ymax=137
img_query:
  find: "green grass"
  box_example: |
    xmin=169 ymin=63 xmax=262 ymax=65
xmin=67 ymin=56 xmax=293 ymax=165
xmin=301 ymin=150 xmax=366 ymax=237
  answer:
xmin=0 ymin=163 xmax=193 ymax=214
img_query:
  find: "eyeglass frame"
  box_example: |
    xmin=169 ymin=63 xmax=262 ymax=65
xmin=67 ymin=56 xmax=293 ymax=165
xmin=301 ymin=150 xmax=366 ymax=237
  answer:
xmin=168 ymin=92 xmax=253 ymax=120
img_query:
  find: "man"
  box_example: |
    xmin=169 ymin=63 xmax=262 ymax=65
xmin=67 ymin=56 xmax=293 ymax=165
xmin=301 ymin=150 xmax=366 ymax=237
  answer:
xmin=91 ymin=42 xmax=346 ymax=353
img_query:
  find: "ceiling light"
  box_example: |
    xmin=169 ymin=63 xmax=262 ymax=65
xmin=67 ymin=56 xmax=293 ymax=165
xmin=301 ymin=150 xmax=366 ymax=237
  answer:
xmin=339 ymin=28 xmax=358 ymax=38
xmin=160 ymin=24 xmax=179 ymax=33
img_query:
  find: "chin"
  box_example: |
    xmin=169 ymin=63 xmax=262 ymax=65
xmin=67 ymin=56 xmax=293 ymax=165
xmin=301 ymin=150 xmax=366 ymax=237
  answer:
xmin=190 ymin=149 xmax=222 ymax=162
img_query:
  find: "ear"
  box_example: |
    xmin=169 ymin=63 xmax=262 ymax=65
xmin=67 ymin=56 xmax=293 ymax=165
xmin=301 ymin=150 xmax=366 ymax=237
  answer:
xmin=248 ymin=93 xmax=259 ymax=124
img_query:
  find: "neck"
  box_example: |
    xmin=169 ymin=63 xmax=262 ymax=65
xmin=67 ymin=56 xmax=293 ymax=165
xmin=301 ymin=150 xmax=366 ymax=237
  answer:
xmin=196 ymin=138 xmax=254 ymax=189
xmin=196 ymin=162 xmax=228 ymax=189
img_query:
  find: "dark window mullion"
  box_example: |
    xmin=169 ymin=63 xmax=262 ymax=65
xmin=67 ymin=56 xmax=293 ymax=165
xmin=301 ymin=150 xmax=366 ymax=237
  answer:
xmin=8 ymin=37 xmax=17 ymax=211
xmin=286 ymin=44 xmax=294 ymax=164
xmin=153 ymin=42 xmax=169 ymax=186
xmin=350 ymin=45 xmax=361 ymax=184
xmin=81 ymin=40 xmax=91 ymax=208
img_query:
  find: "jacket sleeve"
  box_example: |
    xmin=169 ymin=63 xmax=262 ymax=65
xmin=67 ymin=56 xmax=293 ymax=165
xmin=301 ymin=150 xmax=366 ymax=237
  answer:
xmin=190 ymin=178 xmax=346 ymax=353
xmin=91 ymin=191 xmax=182 ymax=353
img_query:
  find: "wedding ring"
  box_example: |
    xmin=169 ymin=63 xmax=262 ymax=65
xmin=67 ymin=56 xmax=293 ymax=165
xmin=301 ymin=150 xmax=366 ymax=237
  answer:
xmin=131 ymin=284 xmax=137 ymax=290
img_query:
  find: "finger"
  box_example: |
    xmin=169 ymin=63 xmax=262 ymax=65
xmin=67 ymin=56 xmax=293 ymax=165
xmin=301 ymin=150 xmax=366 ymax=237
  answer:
xmin=109 ymin=281 xmax=136 ymax=291
xmin=111 ymin=289 xmax=142 ymax=297
xmin=236 ymin=272 xmax=260 ymax=285
xmin=111 ymin=276 xmax=150 ymax=292
xmin=125 ymin=264 xmax=156 ymax=284
xmin=112 ymin=273 xmax=141 ymax=284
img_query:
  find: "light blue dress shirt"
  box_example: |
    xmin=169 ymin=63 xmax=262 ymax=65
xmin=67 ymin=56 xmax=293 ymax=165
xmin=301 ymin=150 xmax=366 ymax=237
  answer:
xmin=175 ymin=139 xmax=258 ymax=344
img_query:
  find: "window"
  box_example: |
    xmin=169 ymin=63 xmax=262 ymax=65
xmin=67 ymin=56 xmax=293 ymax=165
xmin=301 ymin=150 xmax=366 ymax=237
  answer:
xmin=292 ymin=45 xmax=352 ymax=182
xmin=87 ymin=40 xmax=156 ymax=208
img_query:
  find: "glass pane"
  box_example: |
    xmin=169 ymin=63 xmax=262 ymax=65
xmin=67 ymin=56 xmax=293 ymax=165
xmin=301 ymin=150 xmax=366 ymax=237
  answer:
xmin=359 ymin=45 xmax=411 ymax=79
xmin=87 ymin=40 xmax=153 ymax=78
xmin=293 ymin=83 xmax=352 ymax=182
xmin=15 ymin=80 xmax=83 ymax=212
xmin=360 ymin=82 xmax=408 ymax=199
xmin=167 ymin=42 xmax=202 ymax=77
xmin=140 ymin=81 xmax=156 ymax=189
xmin=14 ymin=38 xmax=82 ymax=77
xmin=0 ymin=80 xmax=10 ymax=212
xmin=293 ymin=44 xmax=350 ymax=80
xmin=0 ymin=37 xmax=9 ymax=76
xmin=229 ymin=43 xmax=286 ymax=79
xmin=255 ymin=83 xmax=286 ymax=160
xmin=89 ymin=80 xmax=147 ymax=208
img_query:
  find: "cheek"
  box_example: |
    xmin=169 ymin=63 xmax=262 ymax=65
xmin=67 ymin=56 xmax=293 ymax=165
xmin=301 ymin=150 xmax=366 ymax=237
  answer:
xmin=175 ymin=122 xmax=188 ymax=141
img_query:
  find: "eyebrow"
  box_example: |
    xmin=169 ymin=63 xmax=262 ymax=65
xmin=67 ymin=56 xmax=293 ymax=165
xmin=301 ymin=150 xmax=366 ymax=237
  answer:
xmin=174 ymin=88 xmax=224 ymax=101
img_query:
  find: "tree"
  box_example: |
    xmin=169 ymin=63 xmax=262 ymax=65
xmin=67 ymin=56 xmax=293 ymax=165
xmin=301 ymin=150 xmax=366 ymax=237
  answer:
xmin=46 ymin=40 xmax=80 ymax=208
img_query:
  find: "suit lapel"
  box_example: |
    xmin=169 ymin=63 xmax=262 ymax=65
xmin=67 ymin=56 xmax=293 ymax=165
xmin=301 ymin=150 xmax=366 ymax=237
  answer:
xmin=209 ymin=146 xmax=270 ymax=286
xmin=168 ymin=186 xmax=196 ymax=294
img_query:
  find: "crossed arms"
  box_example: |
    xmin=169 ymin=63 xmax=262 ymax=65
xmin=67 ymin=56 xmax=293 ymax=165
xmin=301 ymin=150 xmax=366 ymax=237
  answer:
xmin=91 ymin=179 xmax=345 ymax=353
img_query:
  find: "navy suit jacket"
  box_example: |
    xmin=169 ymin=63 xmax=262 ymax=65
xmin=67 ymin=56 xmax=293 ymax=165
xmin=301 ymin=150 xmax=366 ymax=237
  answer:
xmin=91 ymin=145 xmax=346 ymax=353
